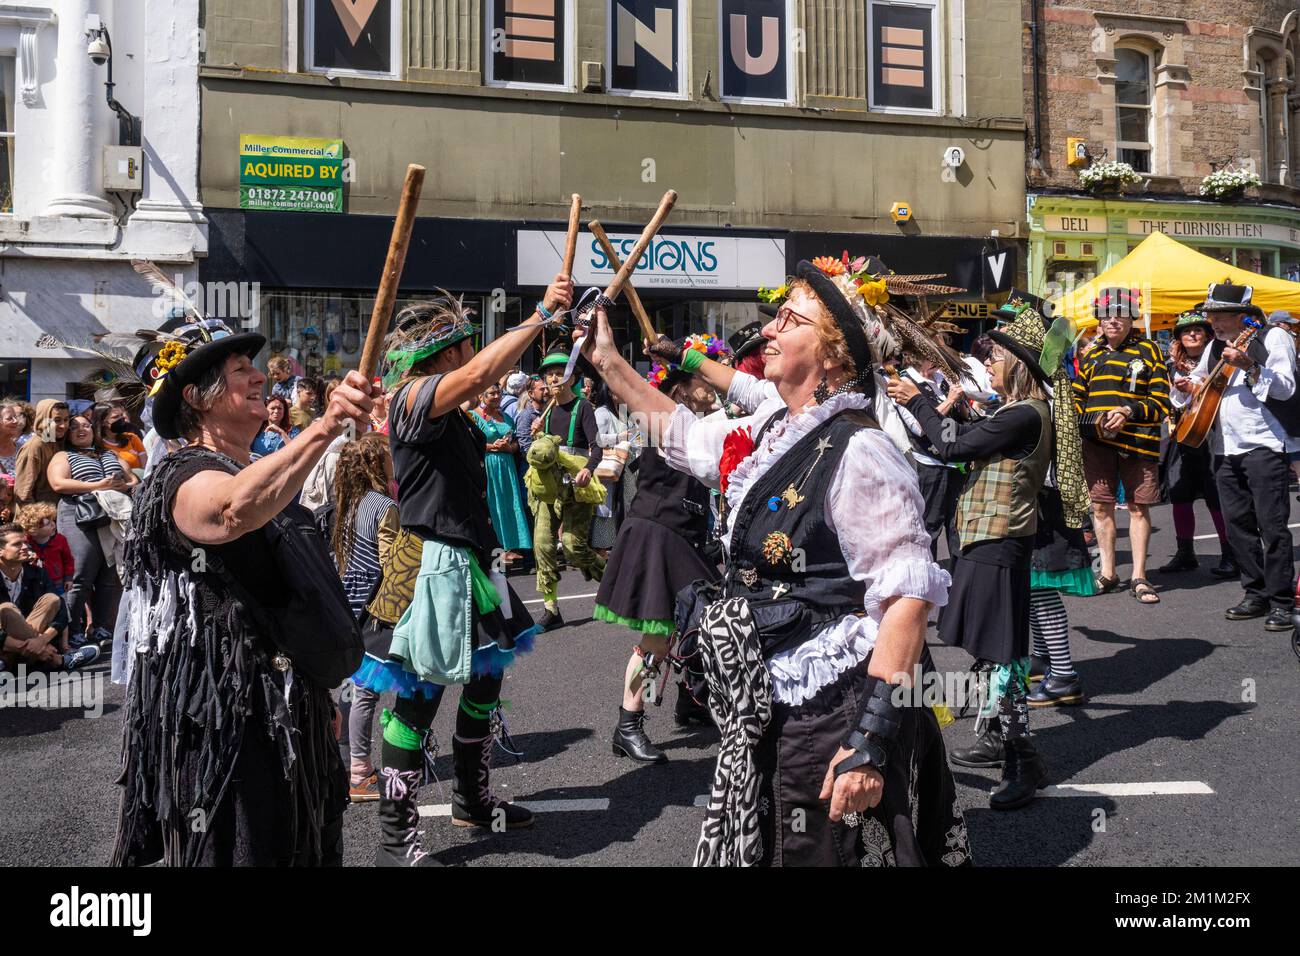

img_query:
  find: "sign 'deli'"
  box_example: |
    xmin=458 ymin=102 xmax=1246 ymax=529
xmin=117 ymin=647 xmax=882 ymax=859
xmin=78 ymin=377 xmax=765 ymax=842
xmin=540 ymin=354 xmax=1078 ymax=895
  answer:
xmin=239 ymin=134 xmax=344 ymax=214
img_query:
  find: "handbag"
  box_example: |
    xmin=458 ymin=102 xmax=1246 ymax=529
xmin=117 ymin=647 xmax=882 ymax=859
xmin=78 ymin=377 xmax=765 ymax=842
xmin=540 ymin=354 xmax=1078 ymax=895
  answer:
xmin=73 ymin=493 xmax=111 ymax=530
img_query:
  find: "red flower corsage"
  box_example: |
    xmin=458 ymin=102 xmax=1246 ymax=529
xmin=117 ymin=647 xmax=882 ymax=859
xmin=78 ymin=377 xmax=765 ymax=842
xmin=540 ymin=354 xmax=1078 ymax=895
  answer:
xmin=719 ymin=425 xmax=754 ymax=493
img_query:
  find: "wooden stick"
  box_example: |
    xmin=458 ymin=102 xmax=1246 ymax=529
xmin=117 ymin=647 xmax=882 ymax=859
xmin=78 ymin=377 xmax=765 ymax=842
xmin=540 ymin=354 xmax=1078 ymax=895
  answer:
xmin=359 ymin=164 xmax=426 ymax=380
xmin=602 ymin=189 xmax=677 ymax=302
xmin=562 ymin=194 xmax=583 ymax=277
xmin=588 ymin=220 xmax=657 ymax=344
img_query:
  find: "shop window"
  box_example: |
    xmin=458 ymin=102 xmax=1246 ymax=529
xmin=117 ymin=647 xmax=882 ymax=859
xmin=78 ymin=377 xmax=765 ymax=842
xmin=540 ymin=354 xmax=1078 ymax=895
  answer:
xmin=0 ymin=358 xmax=29 ymax=400
xmin=304 ymin=0 xmax=400 ymax=77
xmin=608 ymin=1 xmax=687 ymax=98
xmin=869 ymin=1 xmax=939 ymax=113
xmin=1115 ymin=47 xmax=1154 ymax=174
xmin=1282 ymin=255 xmax=1300 ymax=283
xmin=486 ymin=0 xmax=574 ymax=90
xmin=0 ymin=56 xmax=13 ymax=214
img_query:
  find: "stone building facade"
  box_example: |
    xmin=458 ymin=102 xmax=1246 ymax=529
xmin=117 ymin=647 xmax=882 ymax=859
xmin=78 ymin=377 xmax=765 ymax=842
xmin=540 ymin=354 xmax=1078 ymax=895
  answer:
xmin=1022 ymin=1 xmax=1300 ymax=310
xmin=196 ymin=1 xmax=1028 ymax=372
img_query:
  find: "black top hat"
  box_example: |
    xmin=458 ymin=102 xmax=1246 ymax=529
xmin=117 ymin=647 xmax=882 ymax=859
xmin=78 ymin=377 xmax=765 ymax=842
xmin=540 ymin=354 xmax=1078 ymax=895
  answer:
xmin=145 ymin=316 xmax=266 ymax=440
xmin=728 ymin=320 xmax=766 ymax=359
xmin=1203 ymin=282 xmax=1265 ymax=318
xmin=795 ymin=260 xmax=876 ymax=397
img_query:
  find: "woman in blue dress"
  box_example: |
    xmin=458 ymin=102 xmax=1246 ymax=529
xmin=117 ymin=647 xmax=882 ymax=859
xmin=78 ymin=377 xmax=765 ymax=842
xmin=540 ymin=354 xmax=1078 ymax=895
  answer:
xmin=251 ymin=395 xmax=300 ymax=457
xmin=471 ymin=384 xmax=531 ymax=562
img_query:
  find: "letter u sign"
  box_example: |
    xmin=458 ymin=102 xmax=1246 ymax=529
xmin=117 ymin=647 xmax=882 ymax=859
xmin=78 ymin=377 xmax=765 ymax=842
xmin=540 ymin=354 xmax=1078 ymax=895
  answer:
xmin=721 ymin=0 xmax=789 ymax=101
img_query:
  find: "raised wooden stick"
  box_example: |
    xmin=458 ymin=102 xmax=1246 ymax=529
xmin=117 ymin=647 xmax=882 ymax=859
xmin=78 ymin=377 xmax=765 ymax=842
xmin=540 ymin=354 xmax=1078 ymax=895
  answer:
xmin=359 ymin=163 xmax=426 ymax=380
xmin=602 ymin=189 xmax=677 ymax=302
xmin=562 ymin=194 xmax=583 ymax=277
xmin=589 ymin=220 xmax=657 ymax=343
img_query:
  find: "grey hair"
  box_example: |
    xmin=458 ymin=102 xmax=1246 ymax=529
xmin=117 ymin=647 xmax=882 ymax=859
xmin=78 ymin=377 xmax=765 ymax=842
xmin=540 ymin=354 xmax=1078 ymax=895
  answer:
xmin=175 ymin=362 xmax=230 ymax=438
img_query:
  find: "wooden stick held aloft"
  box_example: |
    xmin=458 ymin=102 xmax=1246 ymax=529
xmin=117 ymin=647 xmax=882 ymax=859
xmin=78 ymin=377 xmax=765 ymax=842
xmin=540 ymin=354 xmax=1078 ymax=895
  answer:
xmin=589 ymin=220 xmax=657 ymax=344
xmin=602 ymin=189 xmax=678 ymax=302
xmin=562 ymin=194 xmax=583 ymax=277
xmin=360 ymin=163 xmax=426 ymax=381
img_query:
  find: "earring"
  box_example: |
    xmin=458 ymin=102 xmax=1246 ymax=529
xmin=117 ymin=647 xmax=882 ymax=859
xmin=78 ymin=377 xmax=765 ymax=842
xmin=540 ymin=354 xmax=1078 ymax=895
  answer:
xmin=813 ymin=375 xmax=831 ymax=404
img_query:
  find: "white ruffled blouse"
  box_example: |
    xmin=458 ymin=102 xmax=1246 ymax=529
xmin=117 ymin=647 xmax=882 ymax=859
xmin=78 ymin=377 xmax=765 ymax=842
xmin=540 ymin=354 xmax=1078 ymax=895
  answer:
xmin=660 ymin=391 xmax=951 ymax=705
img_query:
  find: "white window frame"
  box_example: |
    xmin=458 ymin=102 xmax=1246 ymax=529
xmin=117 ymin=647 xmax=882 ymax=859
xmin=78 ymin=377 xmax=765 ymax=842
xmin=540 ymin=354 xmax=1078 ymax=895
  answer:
xmin=717 ymin=0 xmax=797 ymax=107
xmin=606 ymin=0 xmax=690 ymax=100
xmin=303 ymin=0 xmax=402 ymax=79
xmin=485 ymin=0 xmax=576 ymax=92
xmin=0 ymin=54 xmax=14 ymax=216
xmin=1114 ymin=44 xmax=1155 ymax=174
xmin=868 ymin=0 xmax=943 ymax=116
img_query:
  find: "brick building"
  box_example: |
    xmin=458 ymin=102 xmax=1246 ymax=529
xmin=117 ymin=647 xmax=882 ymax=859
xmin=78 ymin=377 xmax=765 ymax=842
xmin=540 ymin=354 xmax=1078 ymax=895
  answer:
xmin=1023 ymin=1 xmax=1300 ymax=314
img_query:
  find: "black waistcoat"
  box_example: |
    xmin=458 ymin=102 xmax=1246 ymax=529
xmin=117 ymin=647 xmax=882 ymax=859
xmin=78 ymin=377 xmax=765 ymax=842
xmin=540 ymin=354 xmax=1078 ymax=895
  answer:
xmin=627 ymin=448 xmax=711 ymax=548
xmin=391 ymin=404 xmax=501 ymax=564
xmin=723 ymin=408 xmax=875 ymax=656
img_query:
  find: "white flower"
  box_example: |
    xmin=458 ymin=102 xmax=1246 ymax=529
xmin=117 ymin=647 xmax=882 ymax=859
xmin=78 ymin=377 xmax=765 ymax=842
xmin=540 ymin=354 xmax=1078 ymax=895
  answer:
xmin=1078 ymin=161 xmax=1143 ymax=189
xmin=1199 ymin=165 xmax=1261 ymax=197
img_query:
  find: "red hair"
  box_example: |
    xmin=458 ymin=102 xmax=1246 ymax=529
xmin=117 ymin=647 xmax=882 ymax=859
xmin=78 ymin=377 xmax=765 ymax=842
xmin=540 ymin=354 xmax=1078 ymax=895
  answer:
xmin=736 ymin=351 xmax=766 ymax=379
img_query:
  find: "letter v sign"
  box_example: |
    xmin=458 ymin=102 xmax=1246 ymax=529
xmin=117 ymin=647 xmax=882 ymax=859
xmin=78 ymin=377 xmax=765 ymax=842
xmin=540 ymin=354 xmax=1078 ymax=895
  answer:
xmin=983 ymin=249 xmax=1014 ymax=294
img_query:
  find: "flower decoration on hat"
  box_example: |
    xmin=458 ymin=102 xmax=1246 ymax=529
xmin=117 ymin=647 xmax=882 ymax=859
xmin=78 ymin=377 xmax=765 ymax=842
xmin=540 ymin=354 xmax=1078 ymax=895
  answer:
xmin=811 ymin=255 xmax=846 ymax=277
xmin=645 ymin=361 xmax=671 ymax=387
xmin=684 ymin=332 xmax=731 ymax=359
xmin=757 ymin=283 xmax=790 ymax=304
xmin=147 ymin=339 xmax=189 ymax=396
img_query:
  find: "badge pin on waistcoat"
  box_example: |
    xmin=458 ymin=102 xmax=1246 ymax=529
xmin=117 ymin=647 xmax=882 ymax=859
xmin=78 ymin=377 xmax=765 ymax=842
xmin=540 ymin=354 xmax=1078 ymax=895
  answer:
xmin=1128 ymin=359 xmax=1143 ymax=392
xmin=761 ymin=531 xmax=795 ymax=567
xmin=768 ymin=437 xmax=833 ymax=512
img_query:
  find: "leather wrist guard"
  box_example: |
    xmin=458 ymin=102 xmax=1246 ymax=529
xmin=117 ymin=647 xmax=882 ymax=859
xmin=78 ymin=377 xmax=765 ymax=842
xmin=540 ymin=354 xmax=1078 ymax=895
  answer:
xmin=833 ymin=677 xmax=903 ymax=778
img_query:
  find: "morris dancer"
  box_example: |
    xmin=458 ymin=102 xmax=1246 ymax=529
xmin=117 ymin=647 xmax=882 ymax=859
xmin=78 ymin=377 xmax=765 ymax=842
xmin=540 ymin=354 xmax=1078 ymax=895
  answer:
xmin=597 ymin=360 xmax=719 ymax=764
xmin=112 ymin=316 xmax=374 ymax=866
xmin=362 ymin=280 xmax=571 ymax=866
xmin=529 ymin=344 xmax=606 ymax=630
xmin=887 ymin=305 xmax=1059 ymax=809
xmin=585 ymin=259 xmax=969 ymax=867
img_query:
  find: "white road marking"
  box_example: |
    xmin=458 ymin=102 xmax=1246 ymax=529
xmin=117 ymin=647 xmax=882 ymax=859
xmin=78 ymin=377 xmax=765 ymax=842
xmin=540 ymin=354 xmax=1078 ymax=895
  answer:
xmin=691 ymin=781 xmax=1214 ymax=808
xmin=419 ymin=797 xmax=611 ymax=817
xmin=1036 ymin=781 xmax=1214 ymax=797
xmin=1195 ymin=523 xmax=1299 ymax=541
xmin=522 ymin=592 xmax=599 ymax=606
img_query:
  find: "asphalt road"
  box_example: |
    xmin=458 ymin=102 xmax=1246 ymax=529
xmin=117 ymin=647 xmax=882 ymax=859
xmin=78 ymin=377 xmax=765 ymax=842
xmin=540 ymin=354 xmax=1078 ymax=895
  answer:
xmin=3 ymin=498 xmax=1298 ymax=867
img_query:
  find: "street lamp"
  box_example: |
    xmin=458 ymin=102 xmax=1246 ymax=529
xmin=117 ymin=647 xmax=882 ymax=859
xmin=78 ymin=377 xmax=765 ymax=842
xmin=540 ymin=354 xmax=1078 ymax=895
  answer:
xmin=86 ymin=24 xmax=139 ymax=146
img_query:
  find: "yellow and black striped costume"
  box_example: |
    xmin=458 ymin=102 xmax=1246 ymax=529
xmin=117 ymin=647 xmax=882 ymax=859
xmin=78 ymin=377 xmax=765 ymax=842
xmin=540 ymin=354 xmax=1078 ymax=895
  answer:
xmin=1071 ymin=332 xmax=1171 ymax=458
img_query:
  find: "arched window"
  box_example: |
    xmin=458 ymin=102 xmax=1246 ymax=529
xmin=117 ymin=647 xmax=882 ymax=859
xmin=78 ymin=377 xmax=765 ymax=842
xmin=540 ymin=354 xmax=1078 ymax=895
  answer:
xmin=1115 ymin=47 xmax=1154 ymax=173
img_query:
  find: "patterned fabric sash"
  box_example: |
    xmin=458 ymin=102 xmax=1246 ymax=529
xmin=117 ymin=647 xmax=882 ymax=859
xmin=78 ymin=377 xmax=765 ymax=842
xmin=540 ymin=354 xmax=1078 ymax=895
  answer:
xmin=693 ymin=597 xmax=773 ymax=867
xmin=367 ymin=528 xmax=425 ymax=625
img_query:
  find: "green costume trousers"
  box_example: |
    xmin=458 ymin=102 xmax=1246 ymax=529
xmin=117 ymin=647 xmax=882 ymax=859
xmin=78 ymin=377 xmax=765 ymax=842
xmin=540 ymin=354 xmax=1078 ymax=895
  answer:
xmin=531 ymin=484 xmax=606 ymax=598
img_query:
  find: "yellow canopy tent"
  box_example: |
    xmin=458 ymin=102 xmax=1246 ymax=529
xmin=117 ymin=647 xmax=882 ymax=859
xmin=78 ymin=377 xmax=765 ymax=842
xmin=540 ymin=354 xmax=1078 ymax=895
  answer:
xmin=1050 ymin=231 xmax=1300 ymax=331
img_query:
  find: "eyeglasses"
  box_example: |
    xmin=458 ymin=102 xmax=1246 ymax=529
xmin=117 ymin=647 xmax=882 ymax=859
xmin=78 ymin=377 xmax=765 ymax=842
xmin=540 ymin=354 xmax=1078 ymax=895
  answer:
xmin=772 ymin=305 xmax=817 ymax=334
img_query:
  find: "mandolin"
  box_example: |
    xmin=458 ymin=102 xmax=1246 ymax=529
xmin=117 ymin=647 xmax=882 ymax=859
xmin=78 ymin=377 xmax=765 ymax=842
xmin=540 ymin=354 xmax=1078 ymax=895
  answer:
xmin=1174 ymin=318 xmax=1264 ymax=448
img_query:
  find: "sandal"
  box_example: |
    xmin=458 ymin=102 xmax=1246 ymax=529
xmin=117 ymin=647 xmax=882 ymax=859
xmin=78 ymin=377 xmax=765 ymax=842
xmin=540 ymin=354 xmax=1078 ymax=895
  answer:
xmin=1131 ymin=578 xmax=1160 ymax=604
xmin=1094 ymin=573 xmax=1124 ymax=594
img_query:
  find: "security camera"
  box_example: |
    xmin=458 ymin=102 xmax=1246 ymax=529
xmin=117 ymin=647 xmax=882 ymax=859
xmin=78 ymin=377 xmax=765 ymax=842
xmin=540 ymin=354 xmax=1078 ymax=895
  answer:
xmin=87 ymin=34 xmax=110 ymax=65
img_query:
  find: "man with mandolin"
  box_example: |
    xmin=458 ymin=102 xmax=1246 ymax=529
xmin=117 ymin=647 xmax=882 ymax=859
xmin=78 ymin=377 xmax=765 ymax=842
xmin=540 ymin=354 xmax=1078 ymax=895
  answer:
xmin=1071 ymin=288 xmax=1171 ymax=603
xmin=1170 ymin=283 xmax=1297 ymax=632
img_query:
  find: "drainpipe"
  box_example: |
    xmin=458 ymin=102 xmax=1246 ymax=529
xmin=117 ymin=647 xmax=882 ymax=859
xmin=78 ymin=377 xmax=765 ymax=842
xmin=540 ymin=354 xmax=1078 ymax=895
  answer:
xmin=1030 ymin=0 xmax=1044 ymax=163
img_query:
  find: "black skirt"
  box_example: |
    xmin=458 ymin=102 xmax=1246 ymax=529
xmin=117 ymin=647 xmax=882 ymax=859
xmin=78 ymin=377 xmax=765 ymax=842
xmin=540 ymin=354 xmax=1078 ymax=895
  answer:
xmin=939 ymin=552 xmax=1032 ymax=665
xmin=594 ymin=517 xmax=718 ymax=627
xmin=1032 ymin=488 xmax=1091 ymax=573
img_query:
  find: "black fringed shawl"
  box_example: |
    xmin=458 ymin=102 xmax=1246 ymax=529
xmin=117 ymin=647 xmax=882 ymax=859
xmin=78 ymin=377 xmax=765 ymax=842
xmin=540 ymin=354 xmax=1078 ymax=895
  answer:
xmin=111 ymin=447 xmax=345 ymax=867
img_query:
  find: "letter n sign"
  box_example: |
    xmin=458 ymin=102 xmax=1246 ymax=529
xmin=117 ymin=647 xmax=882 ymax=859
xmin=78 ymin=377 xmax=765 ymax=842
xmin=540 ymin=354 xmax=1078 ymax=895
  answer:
xmin=720 ymin=0 xmax=789 ymax=102
xmin=611 ymin=1 xmax=681 ymax=95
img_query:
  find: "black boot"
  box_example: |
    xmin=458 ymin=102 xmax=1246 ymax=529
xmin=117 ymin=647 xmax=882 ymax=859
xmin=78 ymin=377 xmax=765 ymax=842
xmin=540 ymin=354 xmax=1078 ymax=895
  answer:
xmin=989 ymin=736 xmax=1048 ymax=811
xmin=537 ymin=604 xmax=564 ymax=631
xmin=673 ymin=683 xmax=712 ymax=727
xmin=1210 ymin=549 xmax=1239 ymax=579
xmin=612 ymin=707 xmax=667 ymax=763
xmin=1158 ymin=538 xmax=1198 ymax=573
xmin=451 ymin=736 xmax=534 ymax=830
xmin=949 ymin=725 xmax=1005 ymax=768
xmin=375 ymin=764 xmax=440 ymax=867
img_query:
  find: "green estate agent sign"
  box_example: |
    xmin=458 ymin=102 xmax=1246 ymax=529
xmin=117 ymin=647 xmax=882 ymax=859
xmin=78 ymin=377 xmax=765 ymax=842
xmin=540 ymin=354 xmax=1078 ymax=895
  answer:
xmin=239 ymin=134 xmax=343 ymax=213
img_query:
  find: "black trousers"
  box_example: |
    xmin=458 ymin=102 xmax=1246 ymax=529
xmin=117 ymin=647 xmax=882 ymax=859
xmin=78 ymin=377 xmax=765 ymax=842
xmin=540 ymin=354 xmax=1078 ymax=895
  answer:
xmin=1215 ymin=448 xmax=1296 ymax=610
xmin=916 ymin=462 xmax=964 ymax=563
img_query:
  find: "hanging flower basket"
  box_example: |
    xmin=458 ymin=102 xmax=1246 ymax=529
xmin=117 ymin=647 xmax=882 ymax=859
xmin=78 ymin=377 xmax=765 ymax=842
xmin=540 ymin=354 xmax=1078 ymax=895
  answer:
xmin=1199 ymin=167 xmax=1261 ymax=202
xmin=1078 ymin=161 xmax=1143 ymax=196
